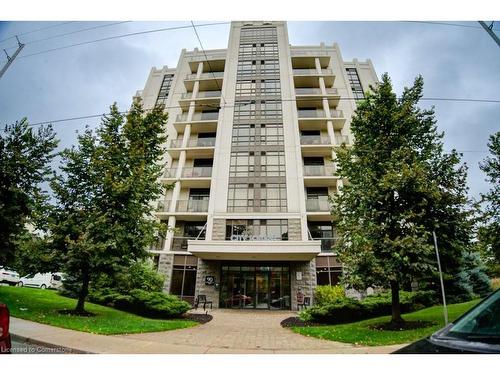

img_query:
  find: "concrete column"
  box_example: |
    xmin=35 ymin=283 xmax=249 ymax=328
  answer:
xmin=164 ymin=215 xmax=177 ymax=251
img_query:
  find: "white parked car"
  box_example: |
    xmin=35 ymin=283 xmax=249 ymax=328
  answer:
xmin=0 ymin=267 xmax=20 ymax=286
xmin=18 ymin=273 xmax=65 ymax=290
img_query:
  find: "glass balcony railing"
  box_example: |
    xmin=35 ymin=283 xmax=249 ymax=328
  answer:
xmin=293 ymin=68 xmax=333 ymax=76
xmin=297 ymin=109 xmax=344 ymax=119
xmin=163 ymin=167 xmax=213 ymax=178
xmin=150 ymin=237 xmax=166 ymax=251
xmin=169 ymin=138 xmax=216 ymax=148
xmin=157 ymin=200 xmax=171 ymax=211
xmin=303 ymin=165 xmax=336 ymax=176
xmin=311 ymin=237 xmax=337 ymax=252
xmin=336 ymin=135 xmax=350 ymax=145
xmin=181 ymin=91 xmax=222 ymax=100
xmin=295 ymin=87 xmax=339 ymax=96
xmin=185 ymin=71 xmax=224 ymax=80
xmin=306 ymin=197 xmax=331 ymax=212
xmin=300 ymin=136 xmax=332 ymax=145
xmin=176 ymin=199 xmax=209 ymax=212
xmin=175 ymin=112 xmax=219 ymax=122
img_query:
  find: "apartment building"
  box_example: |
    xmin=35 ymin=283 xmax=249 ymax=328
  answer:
xmin=135 ymin=21 xmax=378 ymax=310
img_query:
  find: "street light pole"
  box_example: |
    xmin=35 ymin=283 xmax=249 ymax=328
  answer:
xmin=433 ymin=230 xmax=448 ymax=325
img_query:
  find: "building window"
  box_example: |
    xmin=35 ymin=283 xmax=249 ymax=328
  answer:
xmin=156 ymin=74 xmax=174 ymax=106
xmin=316 ymin=267 xmax=343 ymax=285
xmin=170 ymin=255 xmax=198 ymax=304
xmin=308 ymin=222 xmax=336 ymax=252
xmin=346 ymin=68 xmax=364 ymax=100
xmin=225 ymin=219 xmax=288 ymax=241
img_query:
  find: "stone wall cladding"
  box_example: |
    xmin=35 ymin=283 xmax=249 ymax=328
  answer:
xmin=288 ymin=218 xmax=302 ymax=241
xmin=158 ymin=252 xmax=174 ymax=292
xmin=212 ymin=218 xmax=226 ymax=240
xmin=290 ymin=259 xmax=317 ymax=310
xmin=195 ymin=259 xmax=221 ymax=308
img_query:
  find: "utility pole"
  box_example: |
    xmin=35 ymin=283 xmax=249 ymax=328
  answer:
xmin=433 ymin=230 xmax=449 ymax=325
xmin=0 ymin=36 xmax=25 ymax=80
xmin=478 ymin=21 xmax=500 ymax=48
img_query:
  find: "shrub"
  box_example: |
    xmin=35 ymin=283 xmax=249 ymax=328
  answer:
xmin=314 ymin=285 xmax=345 ymax=305
xmin=303 ymin=290 xmax=438 ymax=324
xmin=113 ymin=289 xmax=191 ymax=318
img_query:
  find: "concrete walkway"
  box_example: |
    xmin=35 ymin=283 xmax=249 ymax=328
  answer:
xmin=11 ymin=310 xmax=406 ymax=354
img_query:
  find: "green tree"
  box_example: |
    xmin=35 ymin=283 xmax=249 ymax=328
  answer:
xmin=479 ymin=131 xmax=500 ymax=266
xmin=333 ymin=73 xmax=472 ymax=324
xmin=46 ymin=101 xmax=167 ymax=313
xmin=0 ymin=120 xmax=58 ymax=266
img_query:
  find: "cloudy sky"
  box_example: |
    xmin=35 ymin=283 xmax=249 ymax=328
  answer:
xmin=0 ymin=20 xmax=498 ymax=200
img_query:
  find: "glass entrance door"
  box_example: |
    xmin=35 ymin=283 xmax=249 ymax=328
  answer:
xmin=220 ymin=263 xmax=290 ymax=309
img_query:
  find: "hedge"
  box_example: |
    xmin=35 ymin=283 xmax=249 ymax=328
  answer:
xmin=301 ymin=290 xmax=438 ymax=324
xmin=89 ymin=288 xmax=192 ymax=318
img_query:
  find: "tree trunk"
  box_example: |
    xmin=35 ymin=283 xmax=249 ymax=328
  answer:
xmin=75 ymin=268 xmax=90 ymax=313
xmin=390 ymin=280 xmax=404 ymax=323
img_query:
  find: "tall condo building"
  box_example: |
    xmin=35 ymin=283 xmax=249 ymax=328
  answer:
xmin=135 ymin=21 xmax=378 ymax=310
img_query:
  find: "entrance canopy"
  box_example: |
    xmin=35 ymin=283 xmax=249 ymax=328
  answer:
xmin=187 ymin=240 xmax=321 ymax=261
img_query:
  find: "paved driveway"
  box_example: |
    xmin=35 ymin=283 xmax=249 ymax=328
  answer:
xmin=117 ymin=309 xmax=405 ymax=354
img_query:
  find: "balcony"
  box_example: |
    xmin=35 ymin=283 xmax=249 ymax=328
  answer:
xmin=187 ymin=57 xmax=225 ymax=74
xmin=168 ymin=137 xmax=216 ymax=158
xmin=291 ymin=52 xmax=330 ymax=69
xmin=179 ymin=90 xmax=221 ymax=110
xmin=174 ymin=112 xmax=219 ymax=133
xmin=297 ymin=109 xmax=346 ymax=130
xmin=336 ymin=135 xmax=350 ymax=145
xmin=155 ymin=199 xmax=209 ymax=220
xmin=162 ymin=167 xmax=213 ymax=188
xmin=177 ymin=199 xmax=209 ymax=213
xmin=306 ymin=197 xmax=331 ymax=212
xmin=184 ymin=71 xmax=224 ymax=91
xmin=312 ymin=237 xmax=337 ymax=252
xmin=303 ymin=165 xmax=338 ymax=188
xmin=149 ymin=237 xmax=166 ymax=252
xmin=303 ymin=165 xmax=336 ymax=176
xmin=300 ymin=136 xmax=334 ymax=156
xmin=170 ymin=138 xmax=216 ymax=148
xmin=295 ymin=87 xmax=340 ymax=107
xmin=293 ymin=68 xmax=334 ymax=87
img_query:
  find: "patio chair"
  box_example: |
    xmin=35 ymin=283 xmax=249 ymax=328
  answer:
xmin=194 ymin=294 xmax=213 ymax=311
xmin=297 ymin=296 xmax=311 ymax=310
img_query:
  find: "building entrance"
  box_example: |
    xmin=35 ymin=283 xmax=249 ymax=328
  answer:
xmin=220 ymin=263 xmax=291 ymax=310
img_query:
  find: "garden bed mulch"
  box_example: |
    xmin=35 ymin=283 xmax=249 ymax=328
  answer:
xmin=183 ymin=313 xmax=213 ymax=324
xmin=280 ymin=316 xmax=326 ymax=328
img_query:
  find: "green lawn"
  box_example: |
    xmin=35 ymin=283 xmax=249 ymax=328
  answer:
xmin=291 ymin=299 xmax=480 ymax=346
xmin=0 ymin=285 xmax=197 ymax=335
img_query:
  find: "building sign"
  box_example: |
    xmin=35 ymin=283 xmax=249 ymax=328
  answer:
xmin=296 ymin=271 xmax=303 ymax=281
xmin=205 ymin=276 xmax=215 ymax=286
xmin=230 ymin=234 xmax=280 ymax=241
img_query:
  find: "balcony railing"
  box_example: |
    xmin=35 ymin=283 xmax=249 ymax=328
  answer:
xmin=181 ymin=91 xmax=222 ymax=100
xmin=293 ymin=68 xmax=333 ymax=76
xmin=169 ymin=138 xmax=216 ymax=148
xmin=185 ymin=71 xmax=224 ymax=80
xmin=311 ymin=237 xmax=337 ymax=252
xmin=295 ymin=87 xmax=339 ymax=96
xmin=336 ymin=135 xmax=350 ymax=145
xmin=303 ymin=165 xmax=336 ymax=176
xmin=150 ymin=237 xmax=166 ymax=251
xmin=176 ymin=199 xmax=209 ymax=212
xmin=175 ymin=112 xmax=219 ymax=122
xmin=306 ymin=197 xmax=331 ymax=212
xmin=297 ymin=109 xmax=344 ymax=119
xmin=163 ymin=167 xmax=213 ymax=178
xmin=157 ymin=200 xmax=171 ymax=211
xmin=300 ymin=136 xmax=332 ymax=145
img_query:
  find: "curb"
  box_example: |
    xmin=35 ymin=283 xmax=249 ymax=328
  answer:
xmin=10 ymin=333 xmax=93 ymax=354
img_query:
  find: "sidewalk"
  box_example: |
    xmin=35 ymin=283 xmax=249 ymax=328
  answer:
xmin=10 ymin=310 xmax=406 ymax=354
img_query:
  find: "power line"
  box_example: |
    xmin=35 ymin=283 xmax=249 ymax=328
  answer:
xmin=400 ymin=21 xmax=500 ymax=32
xmin=14 ymin=22 xmax=230 ymax=60
xmin=0 ymin=21 xmax=75 ymax=44
xmin=190 ymin=21 xmax=227 ymax=106
xmin=2 ymin=21 xmax=132 ymax=51
xmin=23 ymin=95 xmax=500 ymax=128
